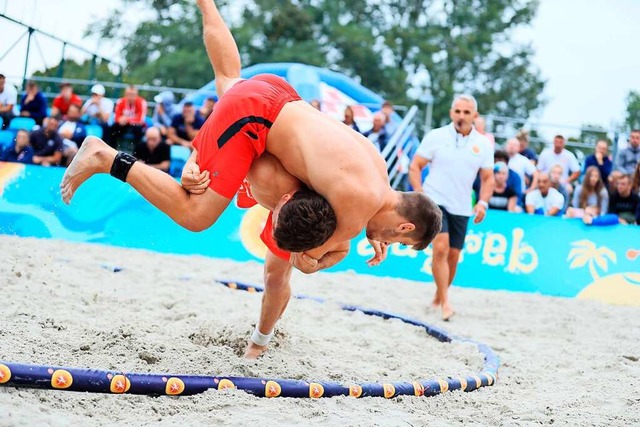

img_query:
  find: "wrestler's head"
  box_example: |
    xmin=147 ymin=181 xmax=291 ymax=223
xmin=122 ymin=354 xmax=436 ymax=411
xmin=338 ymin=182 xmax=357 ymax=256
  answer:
xmin=272 ymin=188 xmax=337 ymax=252
xmin=366 ymin=192 xmax=442 ymax=251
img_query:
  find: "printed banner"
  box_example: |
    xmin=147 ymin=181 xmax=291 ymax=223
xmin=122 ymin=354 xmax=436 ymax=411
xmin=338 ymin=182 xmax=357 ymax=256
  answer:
xmin=1 ymin=162 xmax=639 ymax=305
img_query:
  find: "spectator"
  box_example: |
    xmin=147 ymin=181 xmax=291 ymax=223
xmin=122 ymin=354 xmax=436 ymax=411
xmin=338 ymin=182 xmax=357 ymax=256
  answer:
xmin=614 ymin=130 xmax=640 ymax=174
xmin=152 ymin=90 xmax=177 ymax=137
xmin=607 ymin=174 xmax=639 ymax=224
xmin=489 ymin=162 xmax=518 ymax=212
xmin=199 ymin=96 xmax=216 ymax=120
xmin=516 ymin=129 xmax=537 ymax=163
xmin=525 ymin=172 xmax=564 ymax=216
xmin=473 ymin=116 xmax=495 ymax=147
xmin=631 ymin=162 xmax=640 ymax=195
xmin=0 ymin=74 xmax=18 ymax=129
xmin=310 ymin=99 xmax=321 ymax=110
xmin=537 ymin=135 xmax=581 ymax=194
xmin=134 ymin=126 xmax=170 ymax=173
xmin=363 ymin=112 xmax=388 ymax=152
xmin=493 ymin=150 xmax=522 ymax=197
xmin=81 ymin=84 xmax=114 ymax=126
xmin=167 ymin=102 xmax=204 ymax=148
xmin=381 ymin=100 xmax=398 ymax=136
xmin=30 ymin=116 xmax=63 ymax=167
xmin=110 ymin=85 xmax=148 ymax=147
xmin=566 ymin=166 xmax=609 ymax=218
xmin=19 ymin=80 xmax=48 ymax=125
xmin=582 ymin=139 xmax=612 ymax=185
xmin=342 ymin=105 xmax=360 ymax=133
xmin=549 ymin=164 xmax=571 ymax=212
xmin=505 ymin=138 xmax=538 ymax=194
xmin=50 ymin=82 xmax=82 ymax=119
xmin=0 ymin=129 xmax=33 ymax=164
xmin=409 ymin=93 xmax=494 ymax=321
xmin=58 ymin=104 xmax=87 ymax=147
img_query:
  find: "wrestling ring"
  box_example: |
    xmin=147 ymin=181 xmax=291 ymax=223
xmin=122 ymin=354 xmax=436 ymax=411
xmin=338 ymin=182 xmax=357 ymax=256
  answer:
xmin=0 ymin=279 xmax=500 ymax=399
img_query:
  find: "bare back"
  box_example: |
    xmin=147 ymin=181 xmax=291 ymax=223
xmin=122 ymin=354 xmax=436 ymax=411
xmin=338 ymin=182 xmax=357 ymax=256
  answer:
xmin=267 ymin=100 xmax=391 ymax=253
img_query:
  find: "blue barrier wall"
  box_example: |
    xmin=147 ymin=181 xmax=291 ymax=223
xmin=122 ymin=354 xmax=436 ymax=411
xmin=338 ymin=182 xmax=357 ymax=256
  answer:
xmin=1 ymin=163 xmax=639 ymax=305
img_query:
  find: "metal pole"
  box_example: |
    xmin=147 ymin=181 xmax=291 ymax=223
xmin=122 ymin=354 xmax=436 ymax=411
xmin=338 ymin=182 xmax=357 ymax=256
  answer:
xmin=58 ymin=42 xmax=67 ymax=79
xmin=425 ymin=101 xmax=433 ymax=133
xmin=90 ymin=54 xmax=97 ymax=81
xmin=22 ymin=27 xmax=34 ymax=89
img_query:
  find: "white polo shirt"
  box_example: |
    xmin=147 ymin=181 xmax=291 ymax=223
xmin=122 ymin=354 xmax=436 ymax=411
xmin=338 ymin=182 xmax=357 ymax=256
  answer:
xmin=416 ymin=123 xmax=494 ymax=216
xmin=537 ymin=148 xmax=580 ymax=181
xmin=508 ymin=153 xmax=537 ymax=192
xmin=525 ymin=188 xmax=565 ymax=214
xmin=0 ymin=82 xmax=18 ymax=107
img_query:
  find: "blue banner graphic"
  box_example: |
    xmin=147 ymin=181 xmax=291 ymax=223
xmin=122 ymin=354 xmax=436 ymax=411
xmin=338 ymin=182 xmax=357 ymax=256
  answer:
xmin=1 ymin=162 xmax=639 ymax=305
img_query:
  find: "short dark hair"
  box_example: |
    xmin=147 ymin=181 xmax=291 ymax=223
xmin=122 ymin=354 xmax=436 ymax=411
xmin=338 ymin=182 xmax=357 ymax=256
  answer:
xmin=273 ymin=188 xmax=337 ymax=253
xmin=631 ymin=129 xmax=640 ymax=135
xmin=60 ymin=82 xmax=72 ymax=89
xmin=554 ymin=134 xmax=565 ymax=140
xmin=0 ymin=74 xmax=5 ymax=80
xmin=396 ymin=192 xmax=442 ymax=251
xmin=183 ymin=101 xmax=194 ymax=108
xmin=494 ymin=150 xmax=509 ymax=163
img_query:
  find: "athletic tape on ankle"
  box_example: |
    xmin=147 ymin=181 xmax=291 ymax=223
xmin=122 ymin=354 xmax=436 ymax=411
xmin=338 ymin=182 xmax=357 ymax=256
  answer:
xmin=250 ymin=326 xmax=274 ymax=347
xmin=110 ymin=152 xmax=137 ymax=182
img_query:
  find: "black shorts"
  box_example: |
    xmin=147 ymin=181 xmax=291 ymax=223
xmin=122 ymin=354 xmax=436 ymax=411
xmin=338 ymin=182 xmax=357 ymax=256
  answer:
xmin=438 ymin=205 xmax=469 ymax=250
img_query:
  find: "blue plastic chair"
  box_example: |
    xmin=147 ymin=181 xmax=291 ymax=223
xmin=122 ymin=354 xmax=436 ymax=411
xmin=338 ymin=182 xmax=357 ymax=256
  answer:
xmin=169 ymin=145 xmax=191 ymax=178
xmin=85 ymin=124 xmax=104 ymax=139
xmin=9 ymin=117 xmax=36 ymax=131
xmin=0 ymin=130 xmax=15 ymax=149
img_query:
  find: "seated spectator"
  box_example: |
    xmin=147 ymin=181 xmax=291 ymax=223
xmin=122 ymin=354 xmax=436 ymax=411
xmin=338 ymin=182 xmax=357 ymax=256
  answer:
xmin=381 ymin=101 xmax=397 ymax=136
xmin=109 ymin=85 xmax=148 ymax=147
xmin=133 ymin=126 xmax=170 ymax=173
xmin=474 ymin=116 xmax=495 ymax=147
xmin=199 ymin=96 xmax=216 ymax=120
xmin=505 ymin=138 xmax=538 ymax=195
xmin=363 ymin=112 xmax=388 ymax=152
xmin=310 ymin=99 xmax=321 ymax=110
xmin=517 ymin=129 xmax=537 ymax=164
xmin=493 ymin=150 xmax=522 ymax=201
xmin=606 ymin=174 xmax=639 ymax=224
xmin=549 ymin=164 xmax=571 ymax=212
xmin=81 ymin=84 xmax=114 ymax=127
xmin=343 ymin=105 xmax=360 ymax=133
xmin=0 ymin=74 xmax=18 ymax=130
xmin=167 ymin=102 xmax=204 ymax=148
xmin=614 ymin=130 xmax=640 ymax=174
xmin=489 ymin=162 xmax=518 ymax=212
xmin=58 ymin=104 xmax=88 ymax=165
xmin=50 ymin=82 xmax=82 ymax=119
xmin=19 ymin=80 xmax=48 ymax=125
xmin=152 ymin=90 xmax=177 ymax=137
xmin=582 ymin=139 xmax=612 ymax=184
xmin=0 ymin=129 xmax=33 ymax=164
xmin=631 ymin=162 xmax=640 ymax=196
xmin=537 ymin=135 xmax=581 ymax=194
xmin=566 ymin=166 xmax=609 ymax=218
xmin=30 ymin=116 xmax=63 ymax=167
xmin=525 ymin=172 xmax=564 ymax=216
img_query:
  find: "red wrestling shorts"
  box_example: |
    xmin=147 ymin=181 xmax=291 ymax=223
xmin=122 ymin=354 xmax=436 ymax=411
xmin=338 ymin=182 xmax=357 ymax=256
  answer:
xmin=191 ymin=74 xmax=301 ymax=199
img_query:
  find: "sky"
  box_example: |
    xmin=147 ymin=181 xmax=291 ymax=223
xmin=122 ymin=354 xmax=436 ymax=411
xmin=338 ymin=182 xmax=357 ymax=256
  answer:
xmin=0 ymin=0 xmax=638 ymax=137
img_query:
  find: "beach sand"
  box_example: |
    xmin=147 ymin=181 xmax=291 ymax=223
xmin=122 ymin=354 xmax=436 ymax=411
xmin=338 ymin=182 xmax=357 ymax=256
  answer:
xmin=1 ymin=235 xmax=638 ymax=426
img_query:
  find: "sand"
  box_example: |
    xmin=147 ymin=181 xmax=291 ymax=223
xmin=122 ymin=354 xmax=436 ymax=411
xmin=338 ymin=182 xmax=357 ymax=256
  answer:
xmin=1 ymin=235 xmax=639 ymax=426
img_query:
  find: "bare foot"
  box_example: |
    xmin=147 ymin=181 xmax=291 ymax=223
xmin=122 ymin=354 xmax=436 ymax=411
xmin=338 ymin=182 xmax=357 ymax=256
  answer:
xmin=442 ymin=303 xmax=455 ymax=321
xmin=60 ymin=137 xmax=117 ymax=204
xmin=243 ymin=342 xmax=268 ymax=360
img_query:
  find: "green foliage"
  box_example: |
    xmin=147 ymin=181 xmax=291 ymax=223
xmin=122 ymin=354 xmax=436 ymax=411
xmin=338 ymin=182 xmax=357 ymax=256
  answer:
xmin=625 ymin=91 xmax=640 ymax=130
xmin=87 ymin=0 xmax=545 ymax=123
xmin=32 ymin=59 xmax=120 ymax=97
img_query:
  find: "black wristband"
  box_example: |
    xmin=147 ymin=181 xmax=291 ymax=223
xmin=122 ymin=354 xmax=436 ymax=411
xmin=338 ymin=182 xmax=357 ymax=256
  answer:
xmin=110 ymin=152 xmax=137 ymax=182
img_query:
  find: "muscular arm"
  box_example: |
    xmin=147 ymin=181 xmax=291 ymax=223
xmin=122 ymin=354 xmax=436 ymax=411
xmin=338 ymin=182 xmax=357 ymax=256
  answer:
xmin=291 ymin=241 xmax=350 ymax=274
xmin=197 ymin=0 xmax=242 ymax=97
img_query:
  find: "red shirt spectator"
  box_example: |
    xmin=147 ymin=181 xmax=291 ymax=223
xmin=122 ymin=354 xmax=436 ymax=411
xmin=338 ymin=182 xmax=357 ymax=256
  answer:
xmin=51 ymin=83 xmax=82 ymax=118
xmin=115 ymin=85 xmax=147 ymax=126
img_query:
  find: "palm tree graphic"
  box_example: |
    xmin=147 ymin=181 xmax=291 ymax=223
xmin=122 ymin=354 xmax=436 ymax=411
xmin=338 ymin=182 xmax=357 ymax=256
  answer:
xmin=567 ymin=240 xmax=617 ymax=280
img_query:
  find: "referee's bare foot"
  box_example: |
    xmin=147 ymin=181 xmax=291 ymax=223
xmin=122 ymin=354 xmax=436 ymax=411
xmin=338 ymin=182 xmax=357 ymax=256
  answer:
xmin=60 ymin=137 xmax=117 ymax=204
xmin=442 ymin=303 xmax=455 ymax=321
xmin=243 ymin=342 xmax=268 ymax=360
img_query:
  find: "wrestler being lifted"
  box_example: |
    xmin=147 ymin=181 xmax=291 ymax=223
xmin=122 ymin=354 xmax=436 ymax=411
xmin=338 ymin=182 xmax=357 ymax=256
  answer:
xmin=60 ymin=0 xmax=441 ymax=276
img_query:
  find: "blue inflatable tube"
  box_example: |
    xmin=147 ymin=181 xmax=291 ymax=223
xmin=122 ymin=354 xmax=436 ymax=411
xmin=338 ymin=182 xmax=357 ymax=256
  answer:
xmin=0 ymin=280 xmax=499 ymax=399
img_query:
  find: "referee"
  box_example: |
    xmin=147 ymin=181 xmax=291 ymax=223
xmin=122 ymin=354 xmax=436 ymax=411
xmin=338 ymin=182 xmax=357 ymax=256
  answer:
xmin=409 ymin=94 xmax=495 ymax=320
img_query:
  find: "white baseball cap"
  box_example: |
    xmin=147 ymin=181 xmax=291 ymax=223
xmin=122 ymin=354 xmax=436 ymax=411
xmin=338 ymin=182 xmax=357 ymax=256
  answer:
xmin=91 ymin=84 xmax=105 ymax=96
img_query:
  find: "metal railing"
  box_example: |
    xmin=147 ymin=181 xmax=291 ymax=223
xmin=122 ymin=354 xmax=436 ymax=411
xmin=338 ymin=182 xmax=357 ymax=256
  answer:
xmin=381 ymin=105 xmax=420 ymax=189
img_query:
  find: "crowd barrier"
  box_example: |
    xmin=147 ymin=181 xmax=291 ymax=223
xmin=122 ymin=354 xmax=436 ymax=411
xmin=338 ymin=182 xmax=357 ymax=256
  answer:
xmin=1 ymin=162 xmax=639 ymax=306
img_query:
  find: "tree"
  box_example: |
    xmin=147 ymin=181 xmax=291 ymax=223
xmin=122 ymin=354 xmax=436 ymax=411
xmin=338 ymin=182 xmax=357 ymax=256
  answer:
xmin=88 ymin=0 xmax=546 ymax=124
xmin=625 ymin=91 xmax=640 ymax=130
xmin=31 ymin=59 xmax=121 ymax=97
